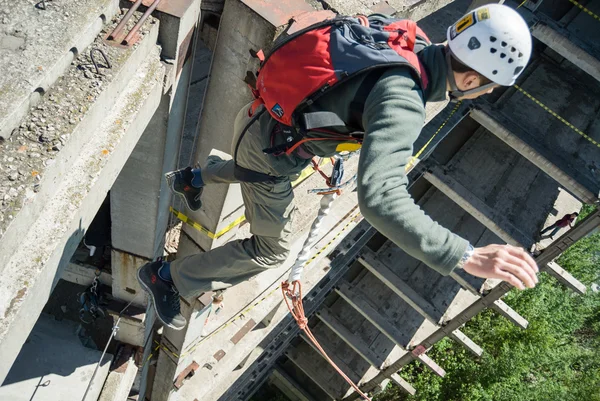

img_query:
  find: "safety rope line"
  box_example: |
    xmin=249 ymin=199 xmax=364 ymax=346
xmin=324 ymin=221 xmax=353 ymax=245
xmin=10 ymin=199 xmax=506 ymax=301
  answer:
xmin=282 ymin=281 xmax=372 ymax=401
xmin=406 ymin=101 xmax=462 ymax=171
xmin=82 ymin=294 xmax=140 ymax=401
xmin=567 ymin=0 xmax=600 ymax=21
xmin=517 ymin=0 xmax=528 ymax=8
xmin=514 ymin=85 xmax=600 ymax=148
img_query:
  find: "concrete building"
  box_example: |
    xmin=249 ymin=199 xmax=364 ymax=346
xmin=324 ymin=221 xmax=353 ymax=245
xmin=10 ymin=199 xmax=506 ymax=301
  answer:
xmin=0 ymin=0 xmax=598 ymax=400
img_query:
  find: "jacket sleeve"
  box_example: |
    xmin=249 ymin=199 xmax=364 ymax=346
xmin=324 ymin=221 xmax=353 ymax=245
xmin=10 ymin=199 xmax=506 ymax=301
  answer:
xmin=357 ymin=68 xmax=468 ymax=275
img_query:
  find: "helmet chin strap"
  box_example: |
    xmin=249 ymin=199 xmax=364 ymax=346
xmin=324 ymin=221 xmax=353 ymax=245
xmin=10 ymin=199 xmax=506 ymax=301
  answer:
xmin=445 ymin=51 xmax=497 ymax=100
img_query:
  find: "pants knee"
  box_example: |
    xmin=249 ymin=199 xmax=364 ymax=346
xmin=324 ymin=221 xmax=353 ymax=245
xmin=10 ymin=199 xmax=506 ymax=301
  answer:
xmin=252 ymin=237 xmax=291 ymax=269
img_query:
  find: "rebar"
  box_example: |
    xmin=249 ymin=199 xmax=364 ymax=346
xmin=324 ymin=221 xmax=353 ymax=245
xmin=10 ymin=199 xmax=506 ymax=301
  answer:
xmin=122 ymin=0 xmax=162 ymax=46
xmin=90 ymin=48 xmax=111 ymax=75
xmin=107 ymin=0 xmax=144 ymax=41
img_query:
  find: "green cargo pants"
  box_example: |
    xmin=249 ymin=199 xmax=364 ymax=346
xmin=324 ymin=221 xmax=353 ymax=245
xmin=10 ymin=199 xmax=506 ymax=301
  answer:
xmin=170 ymin=104 xmax=300 ymax=299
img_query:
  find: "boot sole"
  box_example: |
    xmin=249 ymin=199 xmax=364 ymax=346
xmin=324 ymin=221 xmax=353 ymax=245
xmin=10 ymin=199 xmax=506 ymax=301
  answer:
xmin=136 ymin=266 xmax=186 ymax=331
xmin=165 ymin=171 xmax=202 ymax=212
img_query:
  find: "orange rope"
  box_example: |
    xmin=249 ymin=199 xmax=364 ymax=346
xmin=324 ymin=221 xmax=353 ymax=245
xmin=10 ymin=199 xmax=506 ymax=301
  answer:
xmin=282 ymin=281 xmax=372 ymax=401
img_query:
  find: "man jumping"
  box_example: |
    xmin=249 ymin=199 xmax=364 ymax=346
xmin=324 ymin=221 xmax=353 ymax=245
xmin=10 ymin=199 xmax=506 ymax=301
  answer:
xmin=138 ymin=4 xmax=539 ymax=330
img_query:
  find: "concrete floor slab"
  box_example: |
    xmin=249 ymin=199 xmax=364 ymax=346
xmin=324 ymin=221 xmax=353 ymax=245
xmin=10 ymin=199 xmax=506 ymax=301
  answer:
xmin=0 ymin=0 xmax=119 ymax=140
xmin=0 ymin=314 xmax=113 ymax=401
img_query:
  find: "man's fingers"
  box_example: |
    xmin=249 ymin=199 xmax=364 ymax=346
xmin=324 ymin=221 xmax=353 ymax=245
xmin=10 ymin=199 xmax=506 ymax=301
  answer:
xmin=498 ymin=260 xmax=536 ymax=288
xmin=497 ymin=270 xmax=526 ymax=290
xmin=506 ymin=245 xmax=538 ymax=273
xmin=504 ymin=253 xmax=538 ymax=285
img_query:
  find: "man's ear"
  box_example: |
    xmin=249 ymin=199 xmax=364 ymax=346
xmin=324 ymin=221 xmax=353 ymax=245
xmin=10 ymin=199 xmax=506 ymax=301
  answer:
xmin=461 ymin=71 xmax=481 ymax=90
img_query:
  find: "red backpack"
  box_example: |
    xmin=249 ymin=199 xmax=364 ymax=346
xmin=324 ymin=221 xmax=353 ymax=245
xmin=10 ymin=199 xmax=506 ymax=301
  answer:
xmin=246 ymin=13 xmax=431 ymax=156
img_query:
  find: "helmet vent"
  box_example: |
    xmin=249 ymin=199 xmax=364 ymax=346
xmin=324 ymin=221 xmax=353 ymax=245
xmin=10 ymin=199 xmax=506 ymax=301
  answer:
xmin=492 ymin=70 xmax=498 ymax=75
xmin=511 ymin=47 xmax=516 ymax=52
xmin=500 ymin=53 xmax=506 ymax=58
xmin=490 ymin=48 xmax=497 ymax=53
xmin=501 ymin=41 xmax=507 ymax=47
xmin=518 ymin=52 xmax=523 ymax=58
xmin=508 ymin=58 xmax=514 ymax=63
xmin=490 ymin=36 xmax=497 ymax=42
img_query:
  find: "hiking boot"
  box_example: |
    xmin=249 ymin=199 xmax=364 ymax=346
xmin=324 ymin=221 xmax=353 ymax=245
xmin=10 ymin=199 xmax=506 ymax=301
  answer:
xmin=137 ymin=261 xmax=187 ymax=330
xmin=165 ymin=167 xmax=203 ymax=212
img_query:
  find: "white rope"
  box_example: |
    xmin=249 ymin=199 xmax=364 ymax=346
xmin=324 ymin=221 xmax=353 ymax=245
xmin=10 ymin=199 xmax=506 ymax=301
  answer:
xmin=288 ymin=193 xmax=337 ymax=283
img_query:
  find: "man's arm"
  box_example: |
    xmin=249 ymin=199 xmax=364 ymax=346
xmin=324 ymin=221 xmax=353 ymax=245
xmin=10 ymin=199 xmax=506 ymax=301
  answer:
xmin=357 ymin=68 xmax=538 ymax=288
xmin=357 ymin=69 xmax=468 ymax=275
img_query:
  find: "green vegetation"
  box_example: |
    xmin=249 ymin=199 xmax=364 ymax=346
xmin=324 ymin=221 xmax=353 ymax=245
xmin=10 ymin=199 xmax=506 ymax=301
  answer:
xmin=251 ymin=206 xmax=599 ymax=401
xmin=377 ymin=204 xmax=600 ymax=401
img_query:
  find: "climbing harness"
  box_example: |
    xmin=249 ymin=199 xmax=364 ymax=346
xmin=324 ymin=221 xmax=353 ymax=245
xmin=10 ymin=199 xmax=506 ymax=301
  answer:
xmin=282 ymin=154 xmax=372 ymax=401
xmin=78 ymin=269 xmax=107 ymax=324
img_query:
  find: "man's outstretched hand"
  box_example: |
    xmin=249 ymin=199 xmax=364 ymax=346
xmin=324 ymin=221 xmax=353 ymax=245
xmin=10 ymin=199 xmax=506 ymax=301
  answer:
xmin=463 ymin=244 xmax=539 ymax=290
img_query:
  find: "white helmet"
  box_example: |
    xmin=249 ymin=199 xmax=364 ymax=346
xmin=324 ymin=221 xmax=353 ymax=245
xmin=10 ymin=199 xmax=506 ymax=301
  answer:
xmin=447 ymin=4 xmax=532 ymax=88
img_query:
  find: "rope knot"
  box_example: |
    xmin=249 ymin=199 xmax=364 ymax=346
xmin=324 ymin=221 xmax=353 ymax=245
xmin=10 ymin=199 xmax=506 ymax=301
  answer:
xmin=297 ymin=317 xmax=308 ymax=330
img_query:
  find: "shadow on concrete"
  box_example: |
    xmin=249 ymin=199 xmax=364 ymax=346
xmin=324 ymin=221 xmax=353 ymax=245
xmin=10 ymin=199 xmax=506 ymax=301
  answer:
xmin=1 ymin=221 xmax=113 ymax=400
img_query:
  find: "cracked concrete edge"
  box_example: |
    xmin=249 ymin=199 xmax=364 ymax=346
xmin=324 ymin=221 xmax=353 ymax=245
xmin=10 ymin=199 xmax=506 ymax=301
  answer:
xmin=0 ymin=50 xmax=165 ymax=384
xmin=0 ymin=21 xmax=160 ymax=275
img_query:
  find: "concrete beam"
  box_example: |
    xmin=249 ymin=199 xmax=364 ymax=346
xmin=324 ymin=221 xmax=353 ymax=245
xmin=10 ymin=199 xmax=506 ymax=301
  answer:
xmin=470 ymin=107 xmax=597 ymax=203
xmin=98 ymin=346 xmax=138 ymax=401
xmin=270 ymin=367 xmax=320 ymax=401
xmin=490 ymin=300 xmax=529 ymax=329
xmin=532 ymin=22 xmax=600 ymax=84
xmin=61 ymin=262 xmax=112 ymax=287
xmin=110 ymin=249 xmax=149 ymax=308
xmin=335 ymin=281 xmax=444 ymax=377
xmin=336 ymin=281 xmax=411 ymax=348
xmin=544 ymin=261 xmax=587 ymax=295
xmin=449 ymin=329 xmax=483 ymax=357
xmin=358 ymin=249 xmax=444 ymax=324
xmin=316 ymin=308 xmax=386 ymax=369
xmin=415 ymin=353 xmax=446 ymax=378
xmin=423 ymin=164 xmax=533 ymax=248
xmin=389 ymin=373 xmax=416 ymax=396
xmin=0 ymin=44 xmax=164 ymax=384
xmin=299 ymin=333 xmax=362 ymax=385
xmin=286 ymin=345 xmax=344 ymax=400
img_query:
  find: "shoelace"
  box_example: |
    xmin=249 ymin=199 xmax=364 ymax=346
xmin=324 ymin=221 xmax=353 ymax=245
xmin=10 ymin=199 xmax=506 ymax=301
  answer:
xmin=170 ymin=286 xmax=181 ymax=312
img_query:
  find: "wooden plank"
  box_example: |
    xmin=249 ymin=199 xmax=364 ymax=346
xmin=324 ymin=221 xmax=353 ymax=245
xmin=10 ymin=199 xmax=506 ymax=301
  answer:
xmin=270 ymin=367 xmax=320 ymax=401
xmin=286 ymin=344 xmax=345 ymax=400
xmin=491 ymin=300 xmax=529 ymax=329
xmin=544 ymin=262 xmax=586 ymax=295
xmin=316 ymin=308 xmax=385 ymax=368
xmin=449 ymin=329 xmax=483 ymax=357
xmin=359 ymin=249 xmax=444 ymax=324
xmin=389 ymin=373 xmax=416 ymax=396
